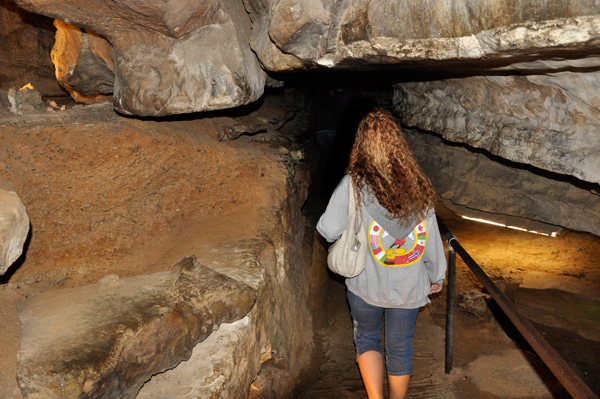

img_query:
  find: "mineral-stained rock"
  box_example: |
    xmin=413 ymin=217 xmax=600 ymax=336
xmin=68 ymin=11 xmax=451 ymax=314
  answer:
xmin=15 ymin=0 xmax=267 ymax=116
xmin=0 ymin=180 xmax=30 ymax=275
xmin=51 ymin=20 xmax=115 ymax=100
xmin=403 ymin=129 xmax=600 ymax=236
xmin=2 ymin=93 xmax=321 ymax=398
xmin=395 ymin=71 xmax=600 ymax=184
xmin=16 ymin=256 xmax=257 ymax=399
xmin=0 ymin=0 xmax=63 ymax=96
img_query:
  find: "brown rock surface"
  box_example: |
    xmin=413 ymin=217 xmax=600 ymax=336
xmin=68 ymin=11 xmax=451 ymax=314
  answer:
xmin=0 ymin=0 xmax=62 ymax=96
xmin=0 ymin=92 xmax=324 ymax=399
xmin=0 ymin=102 xmax=281 ymax=286
xmin=17 ymin=256 xmax=257 ymax=399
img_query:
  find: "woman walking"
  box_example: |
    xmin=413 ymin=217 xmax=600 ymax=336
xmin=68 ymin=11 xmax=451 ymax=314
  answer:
xmin=317 ymin=109 xmax=446 ymax=399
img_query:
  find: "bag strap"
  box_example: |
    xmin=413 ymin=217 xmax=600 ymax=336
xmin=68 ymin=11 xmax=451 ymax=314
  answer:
xmin=347 ymin=178 xmax=363 ymax=235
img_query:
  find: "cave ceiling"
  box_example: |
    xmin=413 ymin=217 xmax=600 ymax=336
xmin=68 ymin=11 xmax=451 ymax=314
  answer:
xmin=12 ymin=0 xmax=600 ymax=115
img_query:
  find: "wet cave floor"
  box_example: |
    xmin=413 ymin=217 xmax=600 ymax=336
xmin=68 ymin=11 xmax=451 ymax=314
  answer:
xmin=299 ymin=179 xmax=600 ymax=399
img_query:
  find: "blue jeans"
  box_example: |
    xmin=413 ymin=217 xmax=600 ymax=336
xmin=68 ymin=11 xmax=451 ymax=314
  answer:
xmin=347 ymin=289 xmax=420 ymax=376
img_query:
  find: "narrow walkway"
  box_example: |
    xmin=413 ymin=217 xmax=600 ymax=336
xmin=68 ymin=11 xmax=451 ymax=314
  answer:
xmin=299 ymin=152 xmax=599 ymax=398
xmin=297 ymin=220 xmax=600 ymax=399
xmin=299 ymin=276 xmax=455 ymax=399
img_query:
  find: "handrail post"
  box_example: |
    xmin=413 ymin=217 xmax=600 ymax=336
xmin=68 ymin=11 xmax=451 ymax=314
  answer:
xmin=444 ymin=232 xmax=456 ymax=374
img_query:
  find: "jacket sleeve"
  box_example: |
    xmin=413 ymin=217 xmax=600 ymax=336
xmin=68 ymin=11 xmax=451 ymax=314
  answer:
xmin=316 ymin=175 xmax=349 ymax=243
xmin=423 ymin=213 xmax=447 ymax=285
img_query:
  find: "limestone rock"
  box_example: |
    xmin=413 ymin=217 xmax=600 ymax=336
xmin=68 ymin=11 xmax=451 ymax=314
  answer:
xmin=394 ymin=72 xmax=600 ymax=184
xmin=14 ymin=0 xmax=600 ymax=116
xmin=51 ymin=20 xmax=115 ymax=100
xmin=248 ymin=1 xmax=600 ymax=71
xmin=0 ymin=180 xmax=30 ymax=275
xmin=15 ymin=0 xmax=267 ymax=116
xmin=0 ymin=92 xmax=321 ymax=398
xmin=0 ymin=0 xmax=63 ymax=96
xmin=137 ymin=317 xmax=256 ymax=399
xmin=16 ymin=256 xmax=257 ymax=399
xmin=245 ymin=0 xmax=330 ymax=69
xmin=403 ymin=129 xmax=600 ymax=236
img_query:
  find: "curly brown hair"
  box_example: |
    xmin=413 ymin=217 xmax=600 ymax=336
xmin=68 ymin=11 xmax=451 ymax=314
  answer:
xmin=349 ymin=109 xmax=436 ymax=224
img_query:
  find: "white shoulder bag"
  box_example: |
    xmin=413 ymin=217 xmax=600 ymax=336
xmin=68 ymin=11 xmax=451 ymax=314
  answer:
xmin=327 ymin=179 xmax=368 ymax=278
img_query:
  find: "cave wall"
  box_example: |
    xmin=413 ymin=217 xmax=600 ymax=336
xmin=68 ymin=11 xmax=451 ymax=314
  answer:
xmin=2 ymin=0 xmax=600 ymax=396
xmin=4 ymin=0 xmax=597 ymax=238
xmin=394 ymin=72 xmax=600 ymax=185
xmin=0 ymin=0 xmax=62 ymax=96
xmin=0 ymin=179 xmax=29 ymax=275
xmin=0 ymin=92 xmax=327 ymax=398
xmin=404 ymin=129 xmax=600 ymax=237
xmin=11 ymin=0 xmax=268 ymax=115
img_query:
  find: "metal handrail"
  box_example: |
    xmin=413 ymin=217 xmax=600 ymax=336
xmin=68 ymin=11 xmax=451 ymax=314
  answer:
xmin=438 ymin=217 xmax=599 ymax=399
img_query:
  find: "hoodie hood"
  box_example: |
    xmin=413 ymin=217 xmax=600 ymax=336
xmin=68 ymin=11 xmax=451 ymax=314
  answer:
xmin=362 ymin=189 xmax=421 ymax=240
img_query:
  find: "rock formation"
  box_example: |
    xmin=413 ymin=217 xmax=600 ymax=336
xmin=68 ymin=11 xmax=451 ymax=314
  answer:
xmin=395 ymin=72 xmax=600 ymax=185
xmin=0 ymin=87 xmax=48 ymax=114
xmin=0 ymin=91 xmax=325 ymax=399
xmin=51 ymin=20 xmax=114 ymax=104
xmin=404 ymin=129 xmax=600 ymax=237
xmin=17 ymin=256 xmax=257 ymax=399
xmin=12 ymin=0 xmax=600 ymax=114
xmin=13 ymin=0 xmax=268 ymax=116
xmin=0 ymin=180 xmax=29 ymax=275
xmin=247 ymin=1 xmax=600 ymax=70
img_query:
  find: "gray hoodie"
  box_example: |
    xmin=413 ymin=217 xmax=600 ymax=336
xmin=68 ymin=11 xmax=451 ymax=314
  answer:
xmin=317 ymin=175 xmax=447 ymax=309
